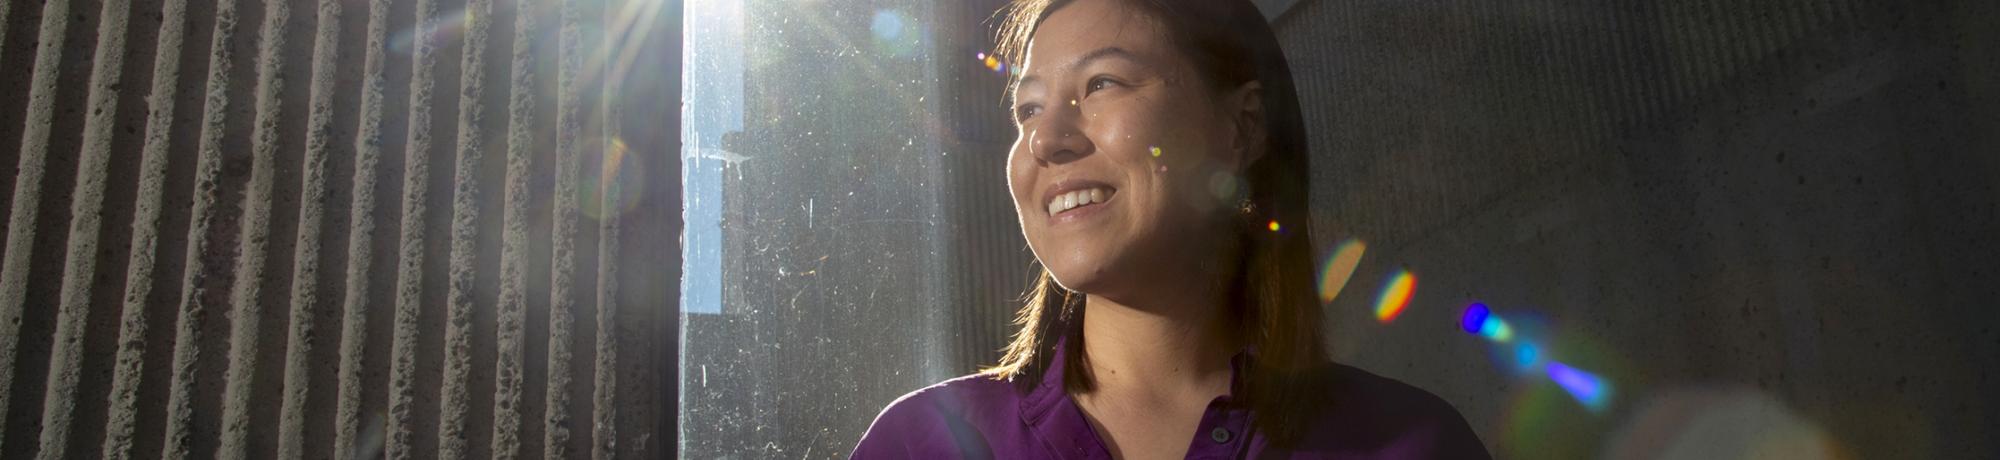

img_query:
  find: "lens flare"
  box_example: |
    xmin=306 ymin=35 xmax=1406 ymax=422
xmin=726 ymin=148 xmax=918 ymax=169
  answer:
xmin=1460 ymin=303 xmax=1489 ymax=333
xmin=1267 ymin=220 xmax=1281 ymax=232
xmin=1481 ymin=316 xmax=1514 ymax=342
xmin=1546 ymin=362 xmax=1613 ymax=413
xmin=583 ymin=137 xmax=645 ymax=221
xmin=1149 ymin=146 xmax=1162 ymax=157
xmin=975 ymin=52 xmax=1011 ymax=74
xmin=870 ymin=9 xmax=905 ymax=40
xmin=1461 ymin=303 xmax=1514 ymax=342
xmin=869 ymin=9 xmax=923 ymax=58
xmin=1499 ymin=378 xmax=1599 ymax=458
xmin=1373 ymin=270 xmax=1416 ymax=323
xmin=1317 ymin=239 xmax=1366 ymax=303
xmin=1513 ymin=341 xmax=1542 ymax=372
xmin=1606 ymin=389 xmax=1850 ymax=460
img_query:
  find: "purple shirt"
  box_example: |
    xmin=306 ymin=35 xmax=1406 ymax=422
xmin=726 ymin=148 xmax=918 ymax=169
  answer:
xmin=852 ymin=341 xmax=1490 ymax=459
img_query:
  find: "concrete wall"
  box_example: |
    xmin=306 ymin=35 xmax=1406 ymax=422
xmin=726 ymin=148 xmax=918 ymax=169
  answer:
xmin=1275 ymin=0 xmax=1998 ymax=458
xmin=0 ymin=0 xmax=678 ymax=457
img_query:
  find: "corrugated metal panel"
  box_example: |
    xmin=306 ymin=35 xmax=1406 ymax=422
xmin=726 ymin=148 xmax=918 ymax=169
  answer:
xmin=0 ymin=0 xmax=675 ymax=457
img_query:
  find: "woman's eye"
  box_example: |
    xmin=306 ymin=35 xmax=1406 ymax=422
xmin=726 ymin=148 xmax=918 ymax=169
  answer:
xmin=1086 ymin=76 xmax=1120 ymax=94
xmin=1013 ymin=105 xmax=1041 ymax=123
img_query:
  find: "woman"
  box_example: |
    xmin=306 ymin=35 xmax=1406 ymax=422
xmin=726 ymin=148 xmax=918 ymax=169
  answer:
xmin=854 ymin=0 xmax=1488 ymax=457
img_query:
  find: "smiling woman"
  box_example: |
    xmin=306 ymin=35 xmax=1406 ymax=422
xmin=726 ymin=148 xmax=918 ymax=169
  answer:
xmin=850 ymin=0 xmax=1487 ymax=458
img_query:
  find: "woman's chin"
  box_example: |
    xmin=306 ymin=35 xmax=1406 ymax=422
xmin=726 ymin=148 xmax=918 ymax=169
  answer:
xmin=1037 ymin=242 xmax=1154 ymax=296
xmin=1046 ymin=264 xmax=1139 ymax=299
xmin=1045 ymin=264 xmax=1107 ymax=293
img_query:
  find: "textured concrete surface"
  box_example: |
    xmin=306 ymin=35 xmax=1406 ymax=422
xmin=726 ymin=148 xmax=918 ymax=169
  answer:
xmin=0 ymin=0 xmax=678 ymax=457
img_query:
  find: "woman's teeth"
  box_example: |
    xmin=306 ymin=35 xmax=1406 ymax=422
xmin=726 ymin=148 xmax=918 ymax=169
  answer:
xmin=1048 ymin=187 xmax=1112 ymax=216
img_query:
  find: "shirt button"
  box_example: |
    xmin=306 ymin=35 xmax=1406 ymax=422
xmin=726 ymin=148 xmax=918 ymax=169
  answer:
xmin=1210 ymin=427 xmax=1232 ymax=444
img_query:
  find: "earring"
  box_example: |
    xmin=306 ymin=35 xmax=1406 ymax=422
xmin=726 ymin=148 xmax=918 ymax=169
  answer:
xmin=1237 ymin=196 xmax=1257 ymax=216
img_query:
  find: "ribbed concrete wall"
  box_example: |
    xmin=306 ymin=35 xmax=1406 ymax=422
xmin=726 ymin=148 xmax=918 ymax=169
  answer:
xmin=0 ymin=0 xmax=678 ymax=457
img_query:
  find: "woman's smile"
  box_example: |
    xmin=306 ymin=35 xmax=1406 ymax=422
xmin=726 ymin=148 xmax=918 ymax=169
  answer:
xmin=1044 ymin=179 xmax=1118 ymax=223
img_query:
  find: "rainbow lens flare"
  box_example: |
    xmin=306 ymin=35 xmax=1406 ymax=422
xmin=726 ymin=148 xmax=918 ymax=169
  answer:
xmin=1317 ymin=239 xmax=1367 ymax=303
xmin=1267 ymin=220 xmax=1282 ymax=232
xmin=1461 ymin=303 xmax=1490 ymax=333
xmin=1482 ymin=317 xmax=1514 ymax=342
xmin=1373 ymin=270 xmax=1416 ymax=323
xmin=1460 ymin=304 xmax=1621 ymax=417
xmin=1546 ymin=362 xmax=1613 ymax=413
xmin=1513 ymin=341 xmax=1542 ymax=372
xmin=976 ymin=52 xmax=1008 ymax=74
xmin=583 ymin=137 xmax=645 ymax=221
xmin=1460 ymin=303 xmax=1514 ymax=342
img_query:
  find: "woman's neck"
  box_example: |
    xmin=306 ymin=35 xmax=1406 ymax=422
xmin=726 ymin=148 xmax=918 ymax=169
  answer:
xmin=1078 ymin=291 xmax=1241 ymax=401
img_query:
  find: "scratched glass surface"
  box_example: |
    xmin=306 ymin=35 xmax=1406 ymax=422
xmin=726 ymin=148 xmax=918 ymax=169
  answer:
xmin=679 ymin=1 xmax=981 ymax=458
xmin=678 ymin=0 xmax=2000 ymax=459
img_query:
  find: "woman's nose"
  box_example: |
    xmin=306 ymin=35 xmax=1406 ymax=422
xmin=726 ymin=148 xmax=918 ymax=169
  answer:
xmin=1029 ymin=101 xmax=1093 ymax=165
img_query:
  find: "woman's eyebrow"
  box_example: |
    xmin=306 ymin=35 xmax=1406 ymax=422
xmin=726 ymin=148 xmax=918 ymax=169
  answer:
xmin=1015 ymin=47 xmax=1146 ymax=92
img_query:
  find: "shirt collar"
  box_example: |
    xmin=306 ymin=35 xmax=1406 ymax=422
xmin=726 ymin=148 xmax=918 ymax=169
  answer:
xmin=1019 ymin=336 xmax=1259 ymax=457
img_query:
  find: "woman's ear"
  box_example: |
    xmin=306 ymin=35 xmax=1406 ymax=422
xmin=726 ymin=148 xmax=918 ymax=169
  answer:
xmin=1227 ymin=81 xmax=1267 ymax=171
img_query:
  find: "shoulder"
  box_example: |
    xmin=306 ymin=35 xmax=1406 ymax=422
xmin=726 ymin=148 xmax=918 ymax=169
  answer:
xmin=1280 ymin=362 xmax=1491 ymax=458
xmin=851 ymin=373 xmax=1021 ymax=459
xmin=867 ymin=372 xmax=1020 ymax=426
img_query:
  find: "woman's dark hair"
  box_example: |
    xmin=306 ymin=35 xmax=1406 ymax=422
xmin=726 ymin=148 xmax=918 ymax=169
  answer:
xmin=979 ymin=0 xmax=1327 ymax=446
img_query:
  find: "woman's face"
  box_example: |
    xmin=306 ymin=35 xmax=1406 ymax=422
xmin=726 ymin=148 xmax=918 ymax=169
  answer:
xmin=1008 ymin=0 xmax=1259 ymax=299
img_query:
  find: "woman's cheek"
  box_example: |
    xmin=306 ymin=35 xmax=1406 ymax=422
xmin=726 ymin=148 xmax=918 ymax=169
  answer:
xmin=1102 ymin=100 xmax=1153 ymax=147
xmin=1005 ymin=141 xmax=1033 ymax=204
